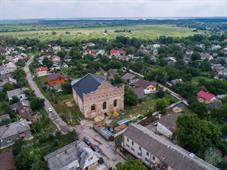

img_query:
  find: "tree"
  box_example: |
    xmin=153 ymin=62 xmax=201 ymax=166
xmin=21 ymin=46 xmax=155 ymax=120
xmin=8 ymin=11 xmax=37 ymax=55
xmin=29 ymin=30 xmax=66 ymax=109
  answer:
xmin=43 ymin=57 xmax=53 ymax=68
xmin=69 ymin=47 xmax=82 ymax=59
xmin=31 ymin=98 xmax=45 ymax=111
xmin=191 ymin=52 xmax=201 ymax=61
xmin=116 ymin=160 xmax=148 ymax=170
xmin=13 ymin=68 xmax=27 ymax=87
xmin=176 ymin=114 xmax=222 ymax=157
xmin=155 ymin=99 xmax=168 ymax=113
xmin=16 ymin=59 xmax=26 ymax=67
xmin=124 ymin=87 xmax=138 ymax=106
xmin=57 ymin=49 xmax=66 ymax=59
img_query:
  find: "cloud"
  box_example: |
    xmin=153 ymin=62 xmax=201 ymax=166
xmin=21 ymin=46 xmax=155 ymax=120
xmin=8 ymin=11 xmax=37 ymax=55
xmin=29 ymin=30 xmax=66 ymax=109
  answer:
xmin=0 ymin=0 xmax=227 ymax=19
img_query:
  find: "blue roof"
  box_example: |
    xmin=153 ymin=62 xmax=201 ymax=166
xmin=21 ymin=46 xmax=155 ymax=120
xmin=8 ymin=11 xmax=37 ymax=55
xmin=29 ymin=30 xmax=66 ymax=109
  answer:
xmin=72 ymin=73 xmax=105 ymax=101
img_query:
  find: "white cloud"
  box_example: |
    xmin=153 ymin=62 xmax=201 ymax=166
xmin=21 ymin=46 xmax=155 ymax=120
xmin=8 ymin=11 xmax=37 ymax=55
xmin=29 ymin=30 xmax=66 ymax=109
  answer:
xmin=0 ymin=0 xmax=227 ymax=19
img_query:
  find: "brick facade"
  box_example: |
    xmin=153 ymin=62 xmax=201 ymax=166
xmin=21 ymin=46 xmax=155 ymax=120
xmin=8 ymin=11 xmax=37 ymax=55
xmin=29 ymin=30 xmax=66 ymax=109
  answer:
xmin=73 ymin=81 xmax=124 ymax=119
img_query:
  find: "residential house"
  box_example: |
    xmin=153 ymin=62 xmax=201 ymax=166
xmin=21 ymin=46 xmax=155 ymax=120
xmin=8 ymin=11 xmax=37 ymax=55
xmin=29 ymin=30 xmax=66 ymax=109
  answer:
xmin=52 ymin=46 xmax=61 ymax=54
xmin=165 ymin=57 xmax=177 ymax=65
xmin=36 ymin=67 xmax=48 ymax=77
xmin=197 ymin=90 xmax=217 ymax=104
xmin=200 ymin=53 xmax=213 ymax=61
xmin=223 ymin=47 xmax=227 ymax=55
xmin=51 ymin=55 xmax=61 ymax=65
xmin=131 ymin=79 xmax=158 ymax=99
xmin=84 ymin=49 xmax=96 ymax=58
xmin=152 ymin=44 xmax=161 ymax=49
xmin=48 ymin=73 xmax=65 ymax=88
xmin=121 ymin=73 xmax=138 ymax=85
xmin=14 ymin=100 xmax=33 ymax=120
xmin=44 ymin=141 xmax=100 ymax=170
xmin=72 ymin=73 xmax=124 ymax=119
xmin=147 ymin=103 xmax=186 ymax=138
xmin=0 ymin=76 xmax=17 ymax=86
xmin=167 ymin=78 xmax=183 ymax=87
xmin=96 ymin=49 xmax=105 ymax=56
xmin=0 ymin=62 xmax=17 ymax=77
xmin=0 ymin=119 xmax=32 ymax=149
xmin=211 ymin=44 xmax=222 ymax=51
xmin=0 ymin=151 xmax=16 ymax=170
xmin=0 ymin=47 xmax=6 ymax=54
xmin=110 ymin=49 xmax=126 ymax=57
xmin=122 ymin=124 xmax=218 ymax=170
xmin=218 ymin=68 xmax=227 ymax=77
xmin=7 ymin=88 xmax=27 ymax=101
xmin=211 ymin=64 xmax=224 ymax=72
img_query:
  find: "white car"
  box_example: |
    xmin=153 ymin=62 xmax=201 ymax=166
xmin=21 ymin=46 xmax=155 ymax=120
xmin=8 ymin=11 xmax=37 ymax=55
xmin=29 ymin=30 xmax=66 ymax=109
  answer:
xmin=48 ymin=107 xmax=53 ymax=112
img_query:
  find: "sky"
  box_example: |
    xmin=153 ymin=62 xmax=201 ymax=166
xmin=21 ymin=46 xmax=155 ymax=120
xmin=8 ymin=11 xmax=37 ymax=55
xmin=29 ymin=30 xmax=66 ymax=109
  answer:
xmin=0 ymin=0 xmax=227 ymax=20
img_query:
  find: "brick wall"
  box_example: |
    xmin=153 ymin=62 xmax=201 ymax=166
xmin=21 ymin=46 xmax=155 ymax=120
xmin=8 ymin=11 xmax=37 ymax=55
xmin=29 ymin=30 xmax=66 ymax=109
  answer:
xmin=74 ymin=81 xmax=124 ymax=119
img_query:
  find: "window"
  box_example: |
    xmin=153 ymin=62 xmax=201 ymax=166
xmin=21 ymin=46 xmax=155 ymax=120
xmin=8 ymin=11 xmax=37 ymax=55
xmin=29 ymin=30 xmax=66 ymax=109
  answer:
xmin=132 ymin=141 xmax=134 ymax=146
xmin=103 ymin=102 xmax=107 ymax=110
xmin=91 ymin=104 xmax=96 ymax=111
xmin=139 ymin=146 xmax=141 ymax=150
xmin=114 ymin=99 xmax=118 ymax=107
xmin=146 ymin=152 xmax=149 ymax=156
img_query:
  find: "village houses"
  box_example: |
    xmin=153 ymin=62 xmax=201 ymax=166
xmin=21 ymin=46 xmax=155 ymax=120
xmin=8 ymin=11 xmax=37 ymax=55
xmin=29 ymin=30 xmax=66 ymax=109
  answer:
xmin=0 ymin=119 xmax=32 ymax=149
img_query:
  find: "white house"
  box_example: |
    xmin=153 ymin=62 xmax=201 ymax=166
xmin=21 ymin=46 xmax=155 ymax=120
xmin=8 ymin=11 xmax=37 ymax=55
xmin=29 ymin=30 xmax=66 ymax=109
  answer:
xmin=0 ymin=62 xmax=17 ymax=76
xmin=122 ymin=124 xmax=218 ymax=170
xmin=44 ymin=141 xmax=100 ymax=170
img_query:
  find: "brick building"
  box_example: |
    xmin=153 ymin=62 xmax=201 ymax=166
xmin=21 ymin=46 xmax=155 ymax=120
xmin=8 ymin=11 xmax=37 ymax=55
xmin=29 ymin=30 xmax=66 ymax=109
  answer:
xmin=72 ymin=73 xmax=124 ymax=119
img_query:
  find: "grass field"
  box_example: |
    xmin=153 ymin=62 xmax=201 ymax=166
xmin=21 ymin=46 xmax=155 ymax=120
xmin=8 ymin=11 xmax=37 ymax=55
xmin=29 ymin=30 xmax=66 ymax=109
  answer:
xmin=124 ymin=93 xmax=177 ymax=116
xmin=0 ymin=24 xmax=203 ymax=41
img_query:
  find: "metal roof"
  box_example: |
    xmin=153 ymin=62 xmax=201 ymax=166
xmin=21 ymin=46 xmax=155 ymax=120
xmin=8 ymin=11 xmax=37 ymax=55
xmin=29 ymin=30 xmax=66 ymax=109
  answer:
xmin=72 ymin=73 xmax=105 ymax=101
xmin=124 ymin=124 xmax=219 ymax=170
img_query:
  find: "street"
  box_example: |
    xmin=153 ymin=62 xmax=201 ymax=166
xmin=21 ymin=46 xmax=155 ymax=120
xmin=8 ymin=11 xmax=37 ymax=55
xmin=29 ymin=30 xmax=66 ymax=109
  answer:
xmin=24 ymin=56 xmax=72 ymax=134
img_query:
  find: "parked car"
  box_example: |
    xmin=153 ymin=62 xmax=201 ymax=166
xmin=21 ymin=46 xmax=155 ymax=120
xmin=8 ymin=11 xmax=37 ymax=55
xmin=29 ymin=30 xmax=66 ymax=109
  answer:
xmin=83 ymin=137 xmax=91 ymax=146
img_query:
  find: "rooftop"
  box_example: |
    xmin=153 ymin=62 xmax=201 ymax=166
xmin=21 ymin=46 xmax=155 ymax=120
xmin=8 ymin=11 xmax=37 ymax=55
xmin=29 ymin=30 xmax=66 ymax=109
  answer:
xmin=72 ymin=73 xmax=105 ymax=101
xmin=0 ymin=151 xmax=16 ymax=170
xmin=44 ymin=141 xmax=100 ymax=170
xmin=7 ymin=88 xmax=24 ymax=99
xmin=124 ymin=124 xmax=218 ymax=170
xmin=0 ymin=119 xmax=31 ymax=139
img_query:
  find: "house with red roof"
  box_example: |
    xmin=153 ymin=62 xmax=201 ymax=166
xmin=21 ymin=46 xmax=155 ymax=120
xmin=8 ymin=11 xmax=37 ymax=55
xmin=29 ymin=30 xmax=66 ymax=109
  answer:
xmin=197 ymin=90 xmax=216 ymax=104
xmin=84 ymin=49 xmax=97 ymax=58
xmin=48 ymin=73 xmax=65 ymax=87
xmin=36 ymin=67 xmax=48 ymax=77
xmin=110 ymin=49 xmax=126 ymax=57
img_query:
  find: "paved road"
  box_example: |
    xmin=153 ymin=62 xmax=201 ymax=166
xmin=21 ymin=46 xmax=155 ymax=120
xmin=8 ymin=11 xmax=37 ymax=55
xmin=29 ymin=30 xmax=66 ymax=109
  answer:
xmin=24 ymin=56 xmax=72 ymax=134
xmin=76 ymin=120 xmax=125 ymax=168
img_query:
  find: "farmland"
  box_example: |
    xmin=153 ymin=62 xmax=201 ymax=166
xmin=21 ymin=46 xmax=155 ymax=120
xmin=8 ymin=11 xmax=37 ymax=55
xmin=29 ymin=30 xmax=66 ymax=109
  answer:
xmin=0 ymin=24 xmax=203 ymax=41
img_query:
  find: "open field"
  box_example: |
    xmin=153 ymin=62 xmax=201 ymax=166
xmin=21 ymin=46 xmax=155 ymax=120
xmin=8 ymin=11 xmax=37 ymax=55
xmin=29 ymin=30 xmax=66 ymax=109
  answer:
xmin=0 ymin=25 xmax=203 ymax=41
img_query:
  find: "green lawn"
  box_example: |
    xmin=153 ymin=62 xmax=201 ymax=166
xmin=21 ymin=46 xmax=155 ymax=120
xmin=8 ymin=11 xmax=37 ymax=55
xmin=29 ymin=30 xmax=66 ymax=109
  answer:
xmin=0 ymin=24 xmax=203 ymax=41
xmin=125 ymin=93 xmax=177 ymax=117
xmin=53 ymin=94 xmax=81 ymax=125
